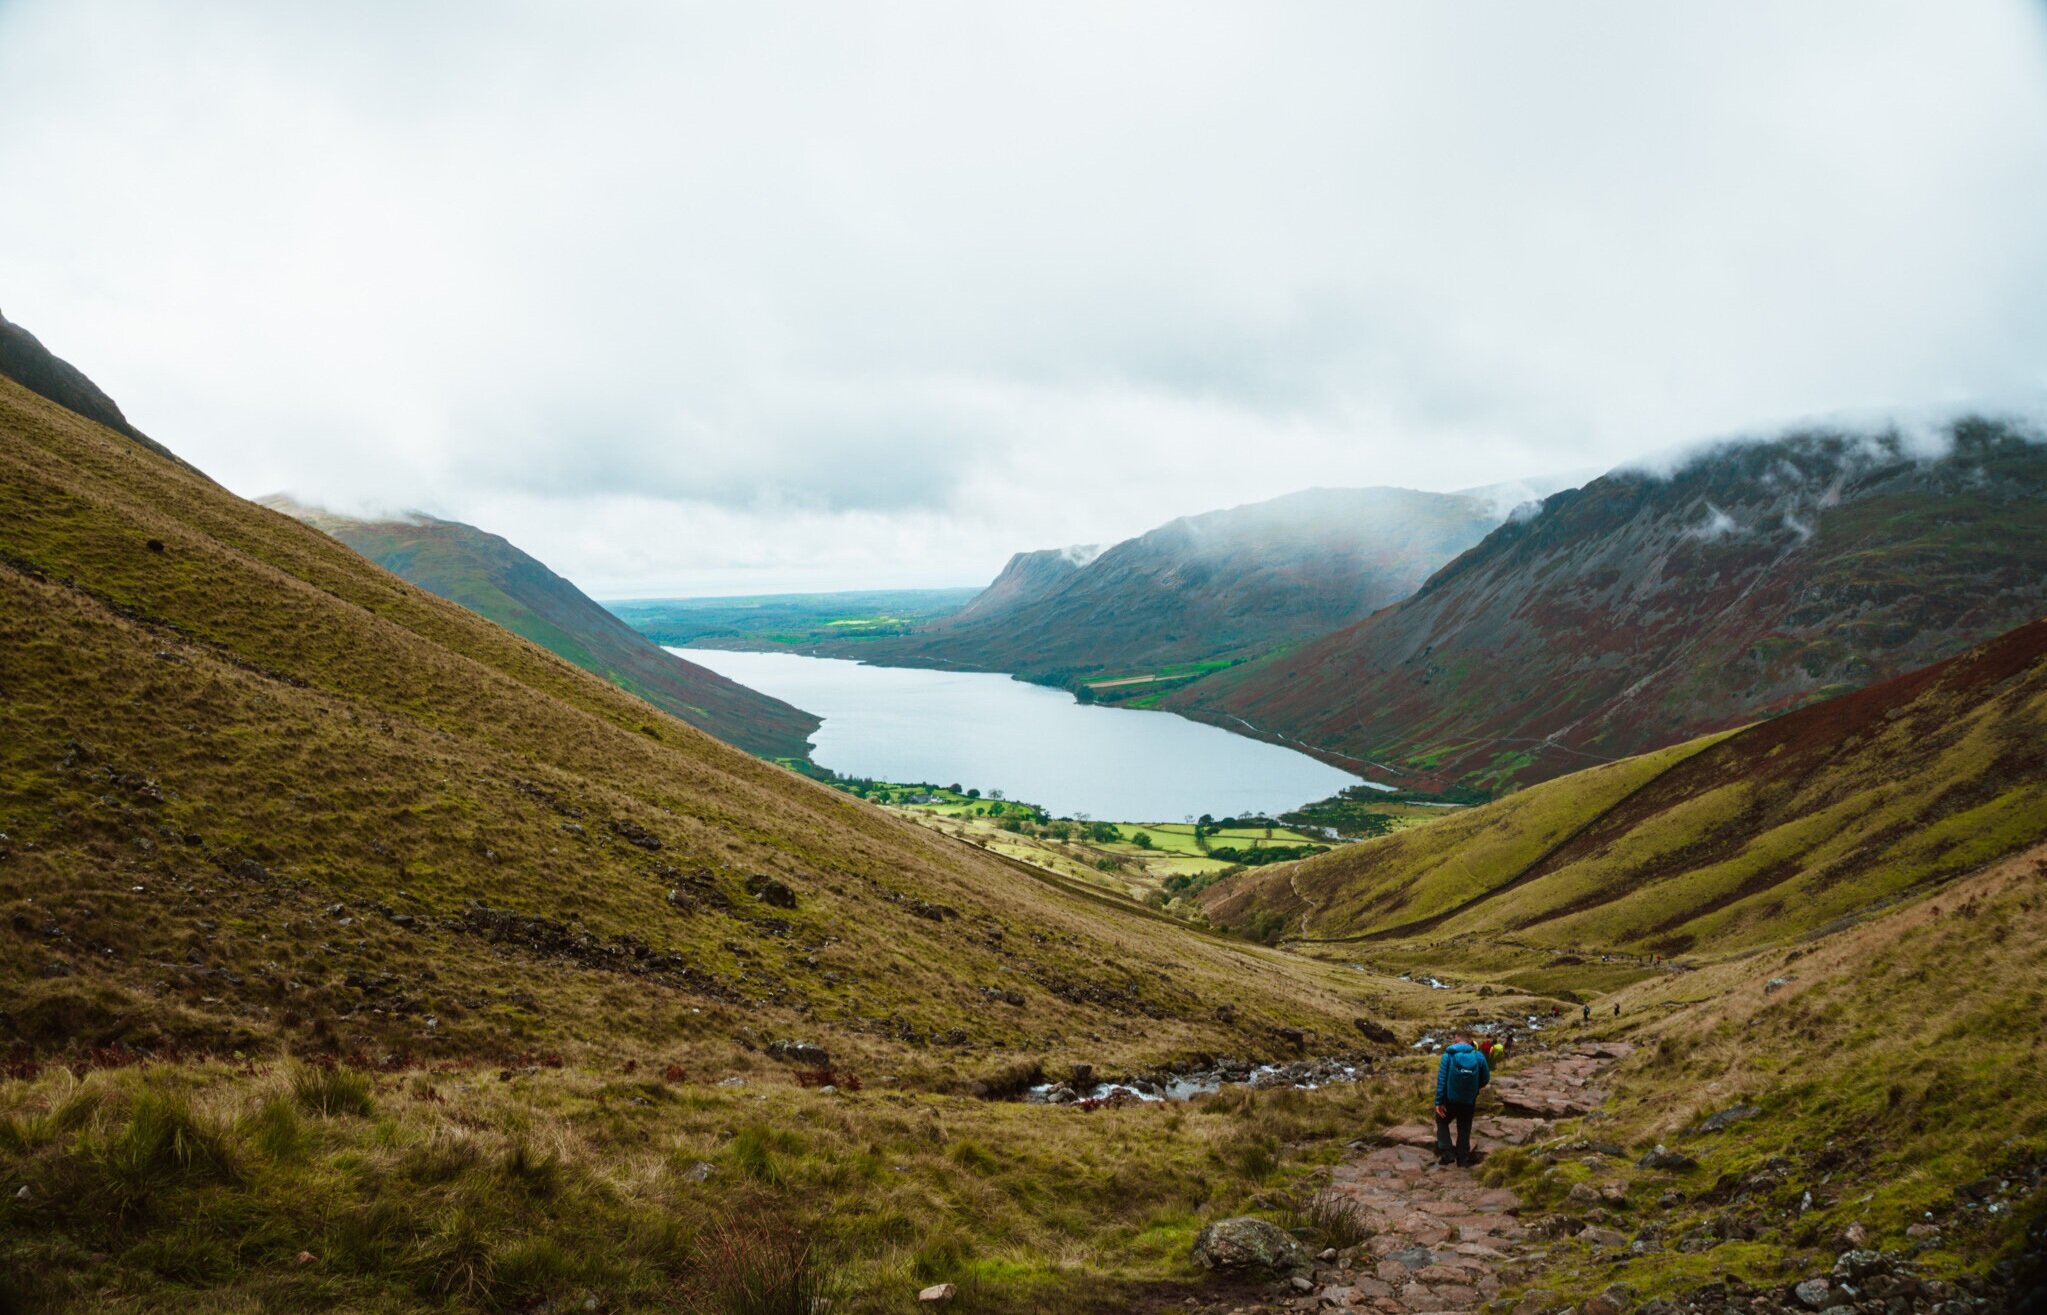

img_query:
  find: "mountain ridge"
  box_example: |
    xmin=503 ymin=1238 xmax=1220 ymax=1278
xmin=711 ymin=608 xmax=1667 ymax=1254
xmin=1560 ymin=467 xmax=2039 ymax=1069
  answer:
xmin=0 ymin=306 xmax=197 ymax=474
xmin=262 ymin=497 xmax=821 ymax=761
xmin=1168 ymin=417 xmax=2047 ymax=791
xmin=780 ymin=484 xmax=1528 ymax=688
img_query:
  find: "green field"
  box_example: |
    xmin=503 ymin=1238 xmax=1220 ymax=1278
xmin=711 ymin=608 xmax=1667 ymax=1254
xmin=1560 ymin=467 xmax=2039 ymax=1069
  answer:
xmin=608 ymin=589 xmax=978 ymax=649
xmin=796 ymin=777 xmax=1340 ymax=916
xmin=1079 ymin=659 xmax=1243 ymax=707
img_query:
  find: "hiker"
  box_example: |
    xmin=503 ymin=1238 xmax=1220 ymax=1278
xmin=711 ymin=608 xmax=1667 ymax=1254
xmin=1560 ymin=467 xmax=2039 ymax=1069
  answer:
xmin=1581 ymin=1003 xmax=1591 ymax=1024
xmin=1433 ymin=1029 xmax=1490 ymax=1168
xmin=1612 ymin=1003 xmax=1620 ymax=1018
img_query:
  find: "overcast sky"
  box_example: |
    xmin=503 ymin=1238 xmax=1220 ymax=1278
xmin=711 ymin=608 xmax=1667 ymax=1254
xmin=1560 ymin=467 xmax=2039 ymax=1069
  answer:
xmin=5 ymin=3 xmax=2046 ymax=595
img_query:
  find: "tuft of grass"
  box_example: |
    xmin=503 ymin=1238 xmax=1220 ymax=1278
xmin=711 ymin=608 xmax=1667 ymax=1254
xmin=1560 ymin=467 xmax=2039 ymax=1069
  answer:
xmin=679 ymin=1209 xmax=845 ymax=1315
xmin=291 ymin=1063 xmax=376 ymax=1118
xmin=1302 ymin=1189 xmax=1373 ymax=1248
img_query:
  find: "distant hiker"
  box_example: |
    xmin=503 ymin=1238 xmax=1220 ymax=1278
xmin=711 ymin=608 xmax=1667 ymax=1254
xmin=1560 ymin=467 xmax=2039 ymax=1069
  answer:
xmin=1433 ymin=1030 xmax=1490 ymax=1168
xmin=1582 ymin=1003 xmax=1591 ymax=1023
xmin=1612 ymin=1003 xmax=1621 ymax=1017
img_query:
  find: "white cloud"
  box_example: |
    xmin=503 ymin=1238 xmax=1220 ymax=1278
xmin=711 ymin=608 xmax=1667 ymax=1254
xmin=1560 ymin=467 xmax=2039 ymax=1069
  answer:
xmin=4 ymin=1 xmax=2046 ymax=594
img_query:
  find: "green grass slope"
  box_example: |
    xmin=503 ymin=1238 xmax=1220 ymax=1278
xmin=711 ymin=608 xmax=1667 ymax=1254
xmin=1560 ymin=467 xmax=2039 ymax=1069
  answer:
xmin=1486 ymin=841 xmax=2047 ymax=1304
xmin=262 ymin=500 xmax=821 ymax=761
xmin=0 ymin=373 xmax=1452 ymax=1314
xmin=1202 ymin=613 xmax=2047 ymax=956
xmin=0 ymin=373 xmax=1385 ymax=1080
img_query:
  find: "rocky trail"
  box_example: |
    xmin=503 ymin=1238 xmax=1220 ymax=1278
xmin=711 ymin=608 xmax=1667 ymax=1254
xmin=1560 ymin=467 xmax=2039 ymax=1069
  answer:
xmin=1177 ymin=1040 xmax=1637 ymax=1315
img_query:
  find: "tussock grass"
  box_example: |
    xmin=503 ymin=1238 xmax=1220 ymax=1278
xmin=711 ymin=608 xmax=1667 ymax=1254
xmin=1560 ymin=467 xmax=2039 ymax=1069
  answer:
xmin=1299 ymin=1189 xmax=1373 ymax=1249
xmin=679 ymin=1208 xmax=844 ymax=1315
xmin=289 ymin=1062 xmax=375 ymax=1118
xmin=0 ymin=1059 xmax=1406 ymax=1312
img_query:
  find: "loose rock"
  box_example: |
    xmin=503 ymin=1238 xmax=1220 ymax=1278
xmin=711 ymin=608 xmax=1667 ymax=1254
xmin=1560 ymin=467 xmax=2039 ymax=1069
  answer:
xmin=1190 ymin=1217 xmax=1306 ymax=1273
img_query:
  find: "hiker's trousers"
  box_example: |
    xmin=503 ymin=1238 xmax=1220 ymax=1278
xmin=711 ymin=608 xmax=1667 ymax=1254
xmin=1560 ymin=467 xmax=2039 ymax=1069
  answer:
xmin=1435 ymin=1100 xmax=1475 ymax=1165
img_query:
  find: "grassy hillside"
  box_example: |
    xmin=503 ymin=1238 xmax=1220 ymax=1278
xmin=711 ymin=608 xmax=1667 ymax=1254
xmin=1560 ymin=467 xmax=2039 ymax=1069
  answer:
xmin=0 ymin=371 xmax=1464 ymax=1309
xmin=1172 ymin=419 xmax=2047 ymax=792
xmin=0 ymin=374 xmax=1396 ymax=1075
xmin=1470 ymin=841 xmax=2047 ymax=1304
xmin=774 ymin=487 xmax=1509 ymax=688
xmin=9 ymin=358 xmax=2045 ymax=1310
xmin=1202 ymin=613 xmax=2047 ymax=957
xmin=264 ymin=501 xmax=821 ymax=761
xmin=0 ymin=306 xmax=194 ymax=474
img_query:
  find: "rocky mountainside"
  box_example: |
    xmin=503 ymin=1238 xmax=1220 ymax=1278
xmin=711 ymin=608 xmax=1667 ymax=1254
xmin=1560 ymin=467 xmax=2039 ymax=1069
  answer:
xmin=264 ymin=500 xmax=821 ymax=761
xmin=936 ymin=543 xmax=1099 ymax=628
xmin=1170 ymin=418 xmax=2047 ymax=791
xmin=817 ymin=486 xmax=1515 ymax=686
xmin=0 ymin=306 xmax=194 ymax=472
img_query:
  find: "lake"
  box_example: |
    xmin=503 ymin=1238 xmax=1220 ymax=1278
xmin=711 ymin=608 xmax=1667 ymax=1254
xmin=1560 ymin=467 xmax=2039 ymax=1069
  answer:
xmin=674 ymin=648 xmax=1362 ymax=822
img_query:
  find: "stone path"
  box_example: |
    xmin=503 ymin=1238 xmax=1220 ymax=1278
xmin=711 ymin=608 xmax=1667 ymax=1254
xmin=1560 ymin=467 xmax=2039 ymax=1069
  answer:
xmin=1279 ymin=1042 xmax=1637 ymax=1314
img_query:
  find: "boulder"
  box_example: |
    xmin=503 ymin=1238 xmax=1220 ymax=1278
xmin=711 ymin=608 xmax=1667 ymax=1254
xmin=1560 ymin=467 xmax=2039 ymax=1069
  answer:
xmin=765 ymin=1039 xmax=830 ymax=1066
xmin=1637 ymin=1145 xmax=1698 ymax=1171
xmin=1686 ymin=1103 xmax=1760 ymax=1136
xmin=1583 ymin=1282 xmax=1636 ymax=1315
xmin=744 ymin=873 xmax=797 ymax=908
xmin=1353 ymin=1018 xmax=1398 ymax=1045
xmin=1793 ymin=1277 xmax=1833 ymax=1309
xmin=1190 ymin=1217 xmax=1306 ymax=1273
xmin=1580 ymin=1226 xmax=1628 ymax=1249
xmin=917 ymin=1282 xmax=956 ymax=1304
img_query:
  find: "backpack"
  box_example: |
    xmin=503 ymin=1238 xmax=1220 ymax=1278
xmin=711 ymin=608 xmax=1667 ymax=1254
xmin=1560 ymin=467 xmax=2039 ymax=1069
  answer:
xmin=1443 ymin=1046 xmax=1487 ymax=1104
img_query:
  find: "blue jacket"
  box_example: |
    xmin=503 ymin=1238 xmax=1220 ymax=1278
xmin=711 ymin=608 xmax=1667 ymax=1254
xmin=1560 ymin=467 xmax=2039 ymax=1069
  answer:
xmin=1436 ymin=1041 xmax=1490 ymax=1106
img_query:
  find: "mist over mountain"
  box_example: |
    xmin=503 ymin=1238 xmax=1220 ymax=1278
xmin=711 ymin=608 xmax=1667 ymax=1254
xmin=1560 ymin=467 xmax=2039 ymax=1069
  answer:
xmin=799 ymin=485 xmax=1545 ymax=691
xmin=1169 ymin=415 xmax=2047 ymax=791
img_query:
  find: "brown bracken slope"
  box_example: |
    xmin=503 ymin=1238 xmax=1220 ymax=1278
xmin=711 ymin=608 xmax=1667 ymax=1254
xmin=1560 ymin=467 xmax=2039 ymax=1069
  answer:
xmin=1170 ymin=419 xmax=2047 ymax=791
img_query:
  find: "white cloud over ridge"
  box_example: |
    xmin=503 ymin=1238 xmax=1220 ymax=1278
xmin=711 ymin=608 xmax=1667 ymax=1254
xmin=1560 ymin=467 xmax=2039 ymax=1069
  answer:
xmin=3 ymin=2 xmax=2046 ymax=594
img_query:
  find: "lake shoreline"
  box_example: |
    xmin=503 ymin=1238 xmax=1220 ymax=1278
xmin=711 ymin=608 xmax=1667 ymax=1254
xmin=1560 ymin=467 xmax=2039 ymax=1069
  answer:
xmin=673 ymin=646 xmax=1362 ymax=821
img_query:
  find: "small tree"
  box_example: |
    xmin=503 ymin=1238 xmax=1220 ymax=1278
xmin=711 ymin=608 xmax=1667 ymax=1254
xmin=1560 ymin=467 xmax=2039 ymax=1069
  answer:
xmin=1132 ymin=831 xmax=1153 ymax=850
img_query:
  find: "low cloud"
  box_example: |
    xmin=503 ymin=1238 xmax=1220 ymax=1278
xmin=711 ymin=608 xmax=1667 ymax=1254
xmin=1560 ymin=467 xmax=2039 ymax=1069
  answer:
xmin=4 ymin=3 xmax=2046 ymax=592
